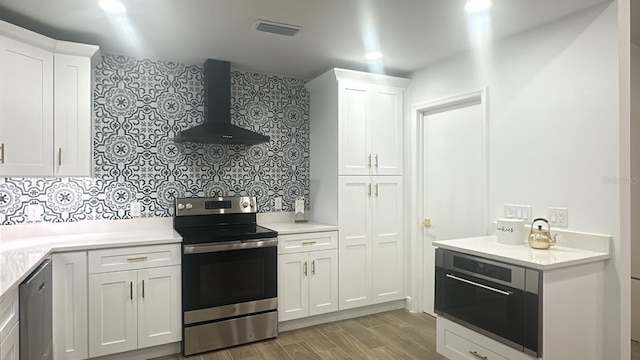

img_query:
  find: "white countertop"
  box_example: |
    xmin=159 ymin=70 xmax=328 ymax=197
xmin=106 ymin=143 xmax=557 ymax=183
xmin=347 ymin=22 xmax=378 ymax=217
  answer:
xmin=260 ymin=221 xmax=337 ymax=235
xmin=0 ymin=217 xmax=181 ymax=301
xmin=433 ymin=230 xmax=611 ymax=270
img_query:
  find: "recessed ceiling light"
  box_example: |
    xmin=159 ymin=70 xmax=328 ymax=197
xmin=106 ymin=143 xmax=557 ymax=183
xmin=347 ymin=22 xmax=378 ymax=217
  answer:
xmin=465 ymin=0 xmax=492 ymax=13
xmin=98 ymin=0 xmax=127 ymax=14
xmin=365 ymin=51 xmax=383 ymax=60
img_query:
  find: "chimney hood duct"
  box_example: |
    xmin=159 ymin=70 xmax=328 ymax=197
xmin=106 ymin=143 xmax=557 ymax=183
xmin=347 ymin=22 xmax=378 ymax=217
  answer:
xmin=173 ymin=59 xmax=270 ymax=145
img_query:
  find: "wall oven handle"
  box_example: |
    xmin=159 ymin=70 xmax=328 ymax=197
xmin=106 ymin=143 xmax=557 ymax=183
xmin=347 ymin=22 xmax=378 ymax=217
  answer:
xmin=445 ymin=274 xmax=512 ymax=296
xmin=183 ymin=238 xmax=278 ymax=254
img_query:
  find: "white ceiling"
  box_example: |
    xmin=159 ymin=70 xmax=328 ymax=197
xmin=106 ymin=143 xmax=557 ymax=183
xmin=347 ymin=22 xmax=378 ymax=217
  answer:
xmin=0 ymin=0 xmax=613 ymax=79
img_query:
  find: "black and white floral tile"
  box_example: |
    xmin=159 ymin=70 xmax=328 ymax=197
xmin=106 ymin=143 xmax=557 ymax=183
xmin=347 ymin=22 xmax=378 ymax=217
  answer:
xmin=0 ymin=54 xmax=310 ymax=225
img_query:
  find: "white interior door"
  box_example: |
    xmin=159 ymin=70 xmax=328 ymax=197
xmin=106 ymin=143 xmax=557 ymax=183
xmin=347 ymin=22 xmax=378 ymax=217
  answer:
xmin=420 ymin=92 xmax=488 ymax=315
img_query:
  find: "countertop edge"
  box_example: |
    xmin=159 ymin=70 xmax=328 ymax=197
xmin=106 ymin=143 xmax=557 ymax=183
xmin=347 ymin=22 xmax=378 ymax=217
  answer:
xmin=433 ymin=238 xmax=611 ymax=271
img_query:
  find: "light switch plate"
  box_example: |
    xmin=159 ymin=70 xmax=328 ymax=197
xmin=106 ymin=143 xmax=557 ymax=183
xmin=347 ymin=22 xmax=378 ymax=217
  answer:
xmin=503 ymin=204 xmax=532 ymax=220
xmin=274 ymin=197 xmax=282 ymax=211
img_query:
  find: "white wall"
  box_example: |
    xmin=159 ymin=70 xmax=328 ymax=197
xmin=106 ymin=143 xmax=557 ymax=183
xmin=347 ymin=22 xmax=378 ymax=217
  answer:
xmin=408 ymin=3 xmax=628 ymax=358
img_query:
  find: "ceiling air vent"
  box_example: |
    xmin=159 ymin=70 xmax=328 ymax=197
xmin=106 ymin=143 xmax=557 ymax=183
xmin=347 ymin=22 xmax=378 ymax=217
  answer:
xmin=254 ymin=19 xmax=302 ymax=37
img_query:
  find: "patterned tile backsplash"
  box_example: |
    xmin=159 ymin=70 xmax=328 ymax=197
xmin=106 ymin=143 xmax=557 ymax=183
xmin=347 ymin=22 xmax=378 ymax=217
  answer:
xmin=0 ymin=54 xmax=310 ymax=225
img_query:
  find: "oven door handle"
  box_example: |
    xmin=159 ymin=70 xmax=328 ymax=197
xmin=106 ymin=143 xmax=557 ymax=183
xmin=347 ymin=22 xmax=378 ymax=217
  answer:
xmin=183 ymin=238 xmax=278 ymax=254
xmin=445 ymin=274 xmax=512 ymax=296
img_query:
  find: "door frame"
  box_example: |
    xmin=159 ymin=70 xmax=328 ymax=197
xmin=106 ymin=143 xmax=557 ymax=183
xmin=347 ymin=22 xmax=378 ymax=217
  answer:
xmin=406 ymin=86 xmax=489 ymax=315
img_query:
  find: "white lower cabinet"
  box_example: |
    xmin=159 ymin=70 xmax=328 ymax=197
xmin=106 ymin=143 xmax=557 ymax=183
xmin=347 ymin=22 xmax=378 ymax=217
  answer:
xmin=0 ymin=322 xmax=18 ymax=360
xmin=0 ymin=287 xmax=19 ymax=360
xmin=437 ymin=317 xmax=535 ymax=360
xmin=87 ymin=244 xmax=181 ymax=358
xmin=338 ymin=176 xmax=404 ymax=310
xmin=278 ymin=232 xmax=338 ymax=322
xmin=53 ymin=251 xmax=88 ymax=360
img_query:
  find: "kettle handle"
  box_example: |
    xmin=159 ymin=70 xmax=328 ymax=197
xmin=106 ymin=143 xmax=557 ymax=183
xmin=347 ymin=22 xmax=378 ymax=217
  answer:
xmin=530 ymin=218 xmax=551 ymax=232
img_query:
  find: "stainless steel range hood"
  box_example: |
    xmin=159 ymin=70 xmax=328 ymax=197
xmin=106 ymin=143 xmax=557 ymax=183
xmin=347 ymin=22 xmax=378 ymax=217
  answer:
xmin=174 ymin=59 xmax=270 ymax=145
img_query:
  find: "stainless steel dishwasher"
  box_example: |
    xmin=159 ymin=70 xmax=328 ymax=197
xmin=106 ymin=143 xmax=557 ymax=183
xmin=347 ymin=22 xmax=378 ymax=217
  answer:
xmin=19 ymin=259 xmax=52 ymax=360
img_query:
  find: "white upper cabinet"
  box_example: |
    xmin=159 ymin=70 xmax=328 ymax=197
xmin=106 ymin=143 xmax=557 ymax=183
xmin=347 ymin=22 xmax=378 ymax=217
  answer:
xmin=308 ymin=68 xmax=408 ymax=178
xmin=0 ymin=20 xmax=99 ymax=178
xmin=338 ymin=81 xmax=404 ymax=176
xmin=54 ymin=51 xmax=95 ymax=177
xmin=0 ymin=35 xmax=54 ymax=177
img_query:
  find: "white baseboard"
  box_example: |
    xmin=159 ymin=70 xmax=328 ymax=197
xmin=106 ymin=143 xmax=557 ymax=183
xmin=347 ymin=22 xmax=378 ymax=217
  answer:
xmin=278 ymin=299 xmax=406 ymax=332
xmin=91 ymin=342 xmax=181 ymax=360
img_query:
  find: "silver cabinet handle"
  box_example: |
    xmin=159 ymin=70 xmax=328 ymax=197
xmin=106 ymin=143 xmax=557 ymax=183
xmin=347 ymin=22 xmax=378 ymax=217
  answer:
xmin=142 ymin=280 xmax=145 ymax=299
xmin=375 ymin=154 xmax=378 ymax=168
xmin=375 ymin=184 xmax=379 ymax=197
xmin=130 ymin=281 xmax=133 ymax=300
xmin=446 ymin=274 xmax=512 ymax=296
xmin=303 ymin=261 xmax=308 ymax=276
xmin=469 ymin=350 xmax=488 ymax=360
xmin=127 ymin=256 xmax=148 ymax=261
xmin=368 ymin=154 xmax=372 ymax=168
xmin=302 ymin=241 xmax=316 ymax=246
xmin=0 ymin=143 xmax=4 ymax=164
xmin=368 ymin=184 xmax=372 ymax=197
xmin=312 ymin=260 xmax=316 ymax=275
xmin=58 ymin=148 xmax=62 ymax=166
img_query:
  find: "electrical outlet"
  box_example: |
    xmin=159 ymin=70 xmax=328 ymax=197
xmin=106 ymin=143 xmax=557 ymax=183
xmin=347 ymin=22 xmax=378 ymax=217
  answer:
xmin=27 ymin=204 xmax=44 ymax=222
xmin=130 ymin=202 xmax=141 ymax=217
xmin=503 ymin=204 xmax=532 ymax=220
xmin=274 ymin=197 xmax=282 ymax=211
xmin=548 ymin=207 xmax=568 ymax=228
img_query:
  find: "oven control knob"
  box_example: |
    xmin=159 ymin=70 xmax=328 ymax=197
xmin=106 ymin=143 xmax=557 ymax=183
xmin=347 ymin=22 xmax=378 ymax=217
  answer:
xmin=185 ymin=203 xmax=193 ymax=210
xmin=242 ymin=201 xmax=249 ymax=208
xmin=177 ymin=203 xmax=185 ymax=210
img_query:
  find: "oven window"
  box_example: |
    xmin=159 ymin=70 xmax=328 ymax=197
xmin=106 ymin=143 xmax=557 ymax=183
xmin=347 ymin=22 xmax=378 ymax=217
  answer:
xmin=200 ymin=258 xmax=265 ymax=305
xmin=183 ymin=246 xmax=277 ymax=311
xmin=442 ymin=270 xmax=525 ymax=348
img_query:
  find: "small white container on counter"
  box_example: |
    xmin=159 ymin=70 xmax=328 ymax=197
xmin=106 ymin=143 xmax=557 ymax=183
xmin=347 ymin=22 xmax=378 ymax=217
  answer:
xmin=495 ymin=218 xmax=526 ymax=245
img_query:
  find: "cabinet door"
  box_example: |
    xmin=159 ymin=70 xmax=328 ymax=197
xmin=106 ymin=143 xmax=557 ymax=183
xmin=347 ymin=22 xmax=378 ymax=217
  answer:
xmin=137 ymin=266 xmax=181 ymax=349
xmin=88 ymin=271 xmax=137 ymax=357
xmin=338 ymin=176 xmax=373 ymax=310
xmin=54 ymin=54 xmax=93 ymax=177
xmin=0 ymin=322 xmax=18 ymax=360
xmin=53 ymin=252 xmax=88 ymax=360
xmin=278 ymin=253 xmax=309 ymax=321
xmin=309 ymin=249 xmax=338 ymax=316
xmin=371 ymin=86 xmax=403 ymax=176
xmin=338 ymin=81 xmax=372 ymax=175
xmin=0 ymin=35 xmax=53 ymax=177
xmin=372 ymin=176 xmax=404 ymax=303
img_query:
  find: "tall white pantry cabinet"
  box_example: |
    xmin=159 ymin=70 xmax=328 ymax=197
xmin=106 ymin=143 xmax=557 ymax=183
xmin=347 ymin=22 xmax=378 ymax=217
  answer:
xmin=307 ymin=69 xmax=409 ymax=310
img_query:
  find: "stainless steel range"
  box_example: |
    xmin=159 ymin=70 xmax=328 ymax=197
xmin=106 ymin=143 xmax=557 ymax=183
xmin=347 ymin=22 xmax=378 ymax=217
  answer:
xmin=173 ymin=196 xmax=278 ymax=356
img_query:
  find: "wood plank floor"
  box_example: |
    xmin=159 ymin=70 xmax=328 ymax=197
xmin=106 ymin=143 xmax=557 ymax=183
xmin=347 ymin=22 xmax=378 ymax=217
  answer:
xmin=154 ymin=310 xmax=445 ymax=360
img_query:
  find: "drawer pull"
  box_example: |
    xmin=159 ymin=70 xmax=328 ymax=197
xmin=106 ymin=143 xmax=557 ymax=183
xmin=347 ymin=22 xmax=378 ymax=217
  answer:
xmin=469 ymin=350 xmax=488 ymax=360
xmin=127 ymin=256 xmax=148 ymax=261
xmin=302 ymin=241 xmax=316 ymax=246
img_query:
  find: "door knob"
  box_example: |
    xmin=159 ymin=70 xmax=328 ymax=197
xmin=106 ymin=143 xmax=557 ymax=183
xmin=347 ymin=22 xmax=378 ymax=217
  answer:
xmin=423 ymin=218 xmax=432 ymax=228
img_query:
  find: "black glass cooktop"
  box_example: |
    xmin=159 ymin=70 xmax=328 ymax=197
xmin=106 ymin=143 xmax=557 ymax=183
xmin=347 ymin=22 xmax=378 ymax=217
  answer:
xmin=175 ymin=224 xmax=277 ymax=245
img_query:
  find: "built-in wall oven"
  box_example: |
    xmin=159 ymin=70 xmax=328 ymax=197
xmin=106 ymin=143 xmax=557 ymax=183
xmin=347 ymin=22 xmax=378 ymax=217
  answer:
xmin=174 ymin=196 xmax=278 ymax=356
xmin=435 ymin=248 xmax=542 ymax=357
